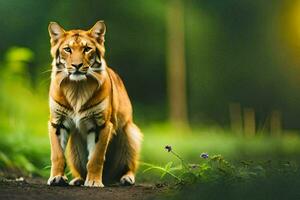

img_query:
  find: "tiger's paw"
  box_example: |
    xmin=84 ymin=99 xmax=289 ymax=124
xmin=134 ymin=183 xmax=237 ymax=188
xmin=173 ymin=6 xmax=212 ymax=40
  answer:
xmin=84 ymin=178 xmax=104 ymax=187
xmin=47 ymin=175 xmax=68 ymax=186
xmin=69 ymin=177 xmax=84 ymax=186
xmin=120 ymin=173 xmax=135 ymax=186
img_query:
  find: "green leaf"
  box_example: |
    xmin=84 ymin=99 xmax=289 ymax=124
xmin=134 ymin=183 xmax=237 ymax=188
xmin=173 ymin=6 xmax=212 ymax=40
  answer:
xmin=13 ymin=154 xmax=36 ymax=172
xmin=160 ymin=161 xmax=173 ymax=179
xmin=0 ymin=151 xmax=12 ymax=166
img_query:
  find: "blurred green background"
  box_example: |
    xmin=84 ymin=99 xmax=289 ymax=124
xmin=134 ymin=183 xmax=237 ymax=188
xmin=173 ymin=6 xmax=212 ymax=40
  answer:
xmin=1 ymin=0 xmax=300 ymax=180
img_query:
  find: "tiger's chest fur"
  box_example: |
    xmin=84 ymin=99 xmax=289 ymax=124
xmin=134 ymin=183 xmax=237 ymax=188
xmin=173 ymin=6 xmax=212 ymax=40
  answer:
xmin=49 ymin=79 xmax=109 ymax=136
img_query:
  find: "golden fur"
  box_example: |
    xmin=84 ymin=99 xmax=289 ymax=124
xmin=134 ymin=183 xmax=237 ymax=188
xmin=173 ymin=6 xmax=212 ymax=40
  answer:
xmin=47 ymin=21 xmax=142 ymax=187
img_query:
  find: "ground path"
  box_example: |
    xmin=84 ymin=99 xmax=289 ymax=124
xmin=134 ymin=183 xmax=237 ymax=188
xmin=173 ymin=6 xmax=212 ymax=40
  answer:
xmin=0 ymin=178 xmax=165 ymax=200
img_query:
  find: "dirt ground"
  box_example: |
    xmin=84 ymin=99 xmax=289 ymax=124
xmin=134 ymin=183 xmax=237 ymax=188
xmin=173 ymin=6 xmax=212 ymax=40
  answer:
xmin=0 ymin=177 xmax=166 ymax=200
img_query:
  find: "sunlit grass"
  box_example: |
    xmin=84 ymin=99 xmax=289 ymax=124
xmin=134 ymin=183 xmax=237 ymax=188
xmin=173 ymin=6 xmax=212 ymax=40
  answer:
xmin=141 ymin=124 xmax=300 ymax=164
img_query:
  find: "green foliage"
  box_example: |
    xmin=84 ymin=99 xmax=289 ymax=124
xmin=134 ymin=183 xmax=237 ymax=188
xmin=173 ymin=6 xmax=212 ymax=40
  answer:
xmin=0 ymin=47 xmax=50 ymax=177
xmin=141 ymin=145 xmax=300 ymax=188
xmin=5 ymin=47 xmax=34 ymax=63
xmin=142 ymin=162 xmax=181 ymax=181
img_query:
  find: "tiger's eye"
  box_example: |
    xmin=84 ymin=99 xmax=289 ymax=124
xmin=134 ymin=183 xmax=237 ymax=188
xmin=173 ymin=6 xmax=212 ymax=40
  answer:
xmin=83 ymin=46 xmax=92 ymax=53
xmin=63 ymin=47 xmax=72 ymax=53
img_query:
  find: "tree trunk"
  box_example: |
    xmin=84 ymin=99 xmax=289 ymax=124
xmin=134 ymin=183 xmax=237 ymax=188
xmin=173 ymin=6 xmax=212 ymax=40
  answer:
xmin=166 ymin=0 xmax=188 ymax=126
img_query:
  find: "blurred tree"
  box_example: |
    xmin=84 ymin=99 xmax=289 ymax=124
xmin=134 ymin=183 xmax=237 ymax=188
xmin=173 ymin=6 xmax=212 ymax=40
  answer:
xmin=166 ymin=0 xmax=188 ymax=126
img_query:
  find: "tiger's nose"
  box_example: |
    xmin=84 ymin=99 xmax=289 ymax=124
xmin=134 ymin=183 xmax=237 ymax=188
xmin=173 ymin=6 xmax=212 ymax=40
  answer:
xmin=71 ymin=63 xmax=83 ymax=69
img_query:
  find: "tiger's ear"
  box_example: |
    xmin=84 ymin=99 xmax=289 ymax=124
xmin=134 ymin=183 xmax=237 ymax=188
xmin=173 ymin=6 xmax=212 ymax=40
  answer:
xmin=89 ymin=21 xmax=106 ymax=43
xmin=48 ymin=22 xmax=65 ymax=44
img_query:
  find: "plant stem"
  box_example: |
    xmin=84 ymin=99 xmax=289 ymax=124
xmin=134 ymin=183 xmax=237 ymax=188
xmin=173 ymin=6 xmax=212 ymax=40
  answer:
xmin=140 ymin=162 xmax=181 ymax=181
xmin=170 ymin=150 xmax=190 ymax=170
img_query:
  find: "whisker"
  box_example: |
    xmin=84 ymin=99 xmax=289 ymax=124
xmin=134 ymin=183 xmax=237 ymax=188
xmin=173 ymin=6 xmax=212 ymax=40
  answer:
xmin=41 ymin=69 xmax=53 ymax=74
xmin=41 ymin=69 xmax=65 ymax=74
xmin=37 ymin=76 xmax=52 ymax=88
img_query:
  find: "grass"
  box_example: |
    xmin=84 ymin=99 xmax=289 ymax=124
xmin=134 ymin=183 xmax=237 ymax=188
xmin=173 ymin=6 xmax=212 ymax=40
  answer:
xmin=139 ymin=131 xmax=300 ymax=199
xmin=136 ymin=125 xmax=300 ymax=183
xmin=1 ymin=123 xmax=300 ymax=178
xmin=141 ymin=124 xmax=300 ymax=162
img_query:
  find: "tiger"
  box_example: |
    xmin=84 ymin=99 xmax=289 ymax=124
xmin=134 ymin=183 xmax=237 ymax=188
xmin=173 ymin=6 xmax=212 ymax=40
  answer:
xmin=47 ymin=21 xmax=143 ymax=187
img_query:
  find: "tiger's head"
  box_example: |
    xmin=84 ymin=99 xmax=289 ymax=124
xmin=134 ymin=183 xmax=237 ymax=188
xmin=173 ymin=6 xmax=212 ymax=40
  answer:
xmin=48 ymin=21 xmax=106 ymax=82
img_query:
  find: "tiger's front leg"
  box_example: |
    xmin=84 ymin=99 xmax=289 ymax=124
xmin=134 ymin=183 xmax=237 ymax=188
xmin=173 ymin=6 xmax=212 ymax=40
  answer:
xmin=84 ymin=122 xmax=113 ymax=187
xmin=47 ymin=121 xmax=70 ymax=186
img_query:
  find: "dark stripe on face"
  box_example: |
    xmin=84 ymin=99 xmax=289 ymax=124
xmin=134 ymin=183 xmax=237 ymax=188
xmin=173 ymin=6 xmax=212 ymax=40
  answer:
xmin=89 ymin=48 xmax=101 ymax=68
xmin=95 ymin=49 xmax=101 ymax=60
xmin=89 ymin=40 xmax=102 ymax=63
xmin=56 ymin=50 xmax=65 ymax=70
xmin=72 ymin=33 xmax=80 ymax=41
